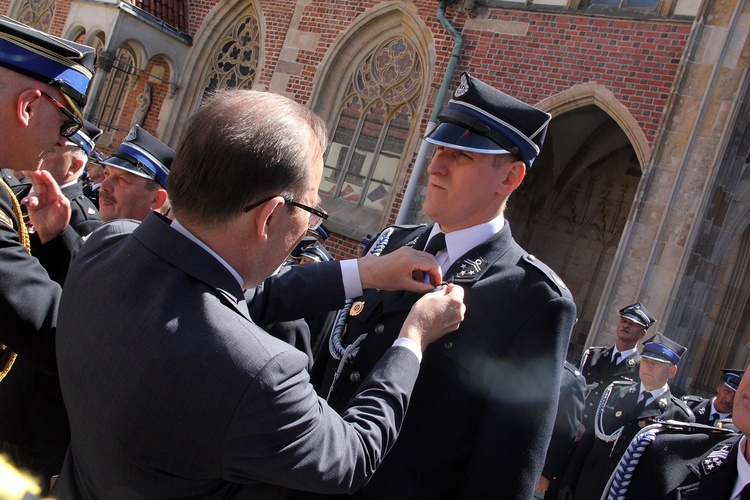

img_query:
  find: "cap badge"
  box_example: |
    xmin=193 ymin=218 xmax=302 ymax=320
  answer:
xmin=454 ymin=73 xmax=470 ymax=98
xmin=350 ymin=301 xmax=365 ymax=317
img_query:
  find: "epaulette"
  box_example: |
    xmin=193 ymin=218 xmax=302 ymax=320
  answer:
xmin=671 ymin=395 xmax=696 ymax=418
xmin=681 ymin=395 xmax=705 ymax=404
xmin=522 ymin=253 xmax=568 ymax=296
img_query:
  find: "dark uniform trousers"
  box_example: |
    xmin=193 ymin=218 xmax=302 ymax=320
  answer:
xmin=306 ymin=222 xmax=577 ymax=500
xmin=563 ymin=380 xmax=695 ymax=500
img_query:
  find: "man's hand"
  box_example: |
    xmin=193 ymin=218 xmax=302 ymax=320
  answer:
xmin=535 ymin=475 xmax=551 ymax=494
xmin=399 ymin=284 xmax=465 ymax=351
xmin=357 ymin=246 xmax=443 ymax=293
xmin=21 ymin=170 xmax=71 ymax=244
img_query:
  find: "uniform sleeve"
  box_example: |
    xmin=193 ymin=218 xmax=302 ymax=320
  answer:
xmin=0 ymin=192 xmax=67 ymax=374
xmin=221 ymin=345 xmax=420 ymax=494
xmin=458 ymin=295 xmax=577 ymax=499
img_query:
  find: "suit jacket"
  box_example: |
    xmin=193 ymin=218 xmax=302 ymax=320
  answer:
xmin=54 ymin=213 xmax=425 ymax=499
xmin=308 ymin=222 xmax=577 ymax=499
xmin=580 ymin=346 xmax=641 ymax=429
xmin=565 ymin=379 xmax=696 ymax=500
xmin=682 ymin=395 xmax=729 ymax=426
xmin=606 ymin=422 xmax=740 ymax=499
xmin=61 ymin=181 xmax=101 ymax=238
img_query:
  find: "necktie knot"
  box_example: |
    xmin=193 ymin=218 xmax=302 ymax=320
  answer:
xmin=424 ymin=232 xmax=446 ymax=256
xmin=611 ymin=352 xmax=621 ymax=367
xmin=634 ymin=390 xmax=652 ymax=414
xmin=709 ymin=412 xmax=720 ymax=426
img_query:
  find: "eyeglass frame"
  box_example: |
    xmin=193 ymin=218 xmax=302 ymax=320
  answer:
xmin=39 ymin=92 xmax=83 ymax=138
xmin=243 ymin=195 xmax=328 ymax=230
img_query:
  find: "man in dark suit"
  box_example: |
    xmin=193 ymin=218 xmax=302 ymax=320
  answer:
xmin=601 ymin=363 xmax=750 ymax=499
xmin=54 ymin=89 xmax=466 ymax=498
xmin=561 ymin=333 xmax=696 ymax=500
xmin=39 ymin=120 xmax=103 ymax=238
xmin=0 ymin=17 xmax=96 ymax=494
xmin=683 ymin=368 xmax=744 ymax=426
xmin=307 ymin=71 xmax=577 ymax=500
xmin=579 ymin=302 xmax=656 ymax=432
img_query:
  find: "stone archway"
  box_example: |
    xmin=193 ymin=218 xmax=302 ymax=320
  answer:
xmin=506 ymin=103 xmax=643 ymax=361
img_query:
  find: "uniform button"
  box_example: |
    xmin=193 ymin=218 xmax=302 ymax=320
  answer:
xmin=350 ymin=372 xmax=361 ymax=382
xmin=444 ymin=342 xmax=453 ymax=349
xmin=374 ymin=324 xmax=385 ymax=334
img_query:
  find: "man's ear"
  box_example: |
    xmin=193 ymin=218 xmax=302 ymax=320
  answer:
xmin=151 ymin=188 xmax=169 ymax=211
xmin=17 ymin=89 xmax=41 ymax=127
xmin=496 ymin=160 xmax=526 ymax=195
xmin=252 ymin=196 xmax=285 ymax=240
xmin=669 ymin=364 xmax=679 ymax=378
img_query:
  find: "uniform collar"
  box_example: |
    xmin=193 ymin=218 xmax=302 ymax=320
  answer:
xmin=430 ymin=213 xmax=504 ymax=271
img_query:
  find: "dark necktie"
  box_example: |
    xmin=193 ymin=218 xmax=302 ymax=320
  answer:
xmin=610 ymin=351 xmax=621 ymax=368
xmin=709 ymin=412 xmax=720 ymax=426
xmin=424 ymin=232 xmax=446 ymax=256
xmin=634 ymin=390 xmax=652 ymax=415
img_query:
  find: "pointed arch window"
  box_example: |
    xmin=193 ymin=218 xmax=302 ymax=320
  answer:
xmin=200 ymin=14 xmax=260 ymax=99
xmin=321 ymin=37 xmax=422 ymax=213
xmin=93 ymin=48 xmax=136 ymax=134
xmin=16 ymin=0 xmax=55 ymax=32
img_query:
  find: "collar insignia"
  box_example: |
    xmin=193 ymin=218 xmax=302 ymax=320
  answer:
xmin=452 ymin=257 xmax=485 ymax=282
xmin=627 ymin=358 xmax=635 ymax=367
xmin=658 ymin=397 xmax=668 ymax=410
xmin=701 ymin=444 xmax=732 ymax=475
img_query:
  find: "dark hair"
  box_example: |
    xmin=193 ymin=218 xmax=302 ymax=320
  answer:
xmin=168 ymin=89 xmax=328 ymax=227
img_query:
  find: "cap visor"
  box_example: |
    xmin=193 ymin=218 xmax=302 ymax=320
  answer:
xmin=425 ymin=123 xmax=511 ymax=154
xmin=641 ymin=352 xmax=672 ymax=363
xmin=103 ymin=156 xmax=154 ymax=181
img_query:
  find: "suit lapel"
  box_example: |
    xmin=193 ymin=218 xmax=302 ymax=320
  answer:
xmin=678 ymin=436 xmax=740 ymax=499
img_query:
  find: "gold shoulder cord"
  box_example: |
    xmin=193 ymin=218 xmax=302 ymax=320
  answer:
xmin=0 ymin=180 xmax=31 ymax=382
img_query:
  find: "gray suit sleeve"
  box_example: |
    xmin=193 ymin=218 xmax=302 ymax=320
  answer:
xmin=221 ymin=344 xmax=420 ymax=494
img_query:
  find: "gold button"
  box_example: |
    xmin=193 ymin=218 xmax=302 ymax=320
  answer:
xmin=444 ymin=342 xmax=453 ymax=349
xmin=374 ymin=324 xmax=385 ymax=334
xmin=350 ymin=372 xmax=360 ymax=382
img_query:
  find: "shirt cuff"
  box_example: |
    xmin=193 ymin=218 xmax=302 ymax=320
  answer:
xmin=340 ymin=259 xmax=363 ymax=299
xmin=392 ymin=338 xmax=422 ymax=363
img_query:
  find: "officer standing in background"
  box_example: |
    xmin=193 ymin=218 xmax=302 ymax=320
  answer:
xmin=561 ymin=333 xmax=695 ymax=500
xmin=579 ymin=302 xmax=656 ymax=432
xmin=307 ymin=71 xmax=577 ymax=499
xmin=602 ymin=364 xmax=750 ymax=499
xmin=683 ymin=368 xmax=745 ymax=426
xmin=82 ymin=150 xmax=107 ymax=208
xmin=39 ymin=120 xmax=103 ymax=238
xmin=98 ymin=124 xmax=174 ymax=222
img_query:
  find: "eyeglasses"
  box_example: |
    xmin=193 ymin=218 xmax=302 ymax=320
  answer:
xmin=39 ymin=92 xmax=83 ymax=138
xmin=244 ymin=196 xmax=329 ymax=230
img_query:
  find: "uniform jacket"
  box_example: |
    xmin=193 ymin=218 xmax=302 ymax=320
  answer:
xmin=54 ymin=213 xmax=425 ymax=499
xmin=682 ymin=395 xmax=728 ymax=426
xmin=543 ymin=361 xmax=586 ymax=482
xmin=0 ymin=182 xmax=80 ymax=374
xmin=60 ymin=180 xmax=101 ymax=238
xmin=565 ymin=379 xmax=696 ymax=500
xmin=580 ymin=346 xmax=641 ymax=429
xmin=309 ymin=222 xmax=577 ymax=500
xmin=606 ymin=422 xmax=740 ymax=499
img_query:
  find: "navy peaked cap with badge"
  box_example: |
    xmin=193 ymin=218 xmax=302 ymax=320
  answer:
xmin=642 ymin=333 xmax=686 ymax=365
xmin=425 ymin=71 xmax=551 ymax=168
xmin=619 ymin=302 xmax=656 ymax=329
xmin=0 ymin=15 xmax=96 ymax=117
xmin=104 ymin=125 xmax=175 ymax=188
xmin=720 ymin=368 xmax=744 ymax=391
xmin=300 ymin=242 xmax=333 ymax=263
xmin=68 ymin=120 xmax=101 ymax=156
